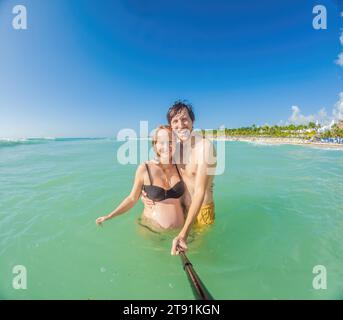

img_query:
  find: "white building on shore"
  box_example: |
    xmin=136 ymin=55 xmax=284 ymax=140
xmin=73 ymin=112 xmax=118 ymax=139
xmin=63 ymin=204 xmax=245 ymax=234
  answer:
xmin=317 ymin=120 xmax=335 ymax=133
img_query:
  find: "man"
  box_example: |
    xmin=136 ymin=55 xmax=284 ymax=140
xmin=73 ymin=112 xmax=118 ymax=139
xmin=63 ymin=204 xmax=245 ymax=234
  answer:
xmin=142 ymin=100 xmax=216 ymax=255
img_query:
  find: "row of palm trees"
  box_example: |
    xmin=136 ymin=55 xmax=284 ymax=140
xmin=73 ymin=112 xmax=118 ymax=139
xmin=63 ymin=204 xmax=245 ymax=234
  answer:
xmin=200 ymin=122 xmax=343 ymax=139
xmin=320 ymin=124 xmax=343 ymax=138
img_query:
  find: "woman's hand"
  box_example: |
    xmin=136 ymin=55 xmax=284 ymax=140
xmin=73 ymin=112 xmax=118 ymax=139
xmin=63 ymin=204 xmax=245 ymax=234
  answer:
xmin=96 ymin=216 xmax=108 ymax=226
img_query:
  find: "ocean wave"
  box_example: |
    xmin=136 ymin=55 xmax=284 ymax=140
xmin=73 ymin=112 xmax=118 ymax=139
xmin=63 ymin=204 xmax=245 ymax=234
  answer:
xmin=0 ymin=138 xmax=43 ymax=148
xmin=53 ymin=137 xmax=106 ymax=142
xmin=309 ymin=146 xmax=343 ymax=152
xmin=0 ymin=137 xmax=107 ymax=148
xmin=245 ymin=141 xmax=282 ymax=147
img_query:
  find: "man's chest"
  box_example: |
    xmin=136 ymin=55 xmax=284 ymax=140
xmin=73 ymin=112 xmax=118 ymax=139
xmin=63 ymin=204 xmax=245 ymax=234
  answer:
xmin=179 ymin=163 xmax=197 ymax=180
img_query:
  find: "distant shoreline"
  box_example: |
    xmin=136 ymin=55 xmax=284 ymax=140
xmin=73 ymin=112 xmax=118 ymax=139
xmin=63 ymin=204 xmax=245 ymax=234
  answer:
xmin=207 ymin=136 xmax=343 ymax=149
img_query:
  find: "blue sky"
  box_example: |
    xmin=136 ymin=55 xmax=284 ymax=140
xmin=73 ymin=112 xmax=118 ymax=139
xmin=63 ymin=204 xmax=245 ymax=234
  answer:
xmin=0 ymin=0 xmax=343 ymax=138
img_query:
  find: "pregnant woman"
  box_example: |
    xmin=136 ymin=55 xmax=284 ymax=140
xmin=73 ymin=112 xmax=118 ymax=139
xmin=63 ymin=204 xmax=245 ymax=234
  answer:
xmin=96 ymin=125 xmax=186 ymax=231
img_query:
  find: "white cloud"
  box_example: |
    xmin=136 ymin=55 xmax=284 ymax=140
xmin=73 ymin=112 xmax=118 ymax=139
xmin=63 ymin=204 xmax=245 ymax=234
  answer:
xmin=289 ymin=106 xmax=314 ymax=125
xmin=285 ymin=31 xmax=343 ymax=126
xmin=333 ymin=92 xmax=343 ymax=121
xmin=336 ymin=31 xmax=343 ymax=66
xmin=287 ymin=93 xmax=343 ymax=125
xmin=318 ymin=108 xmax=327 ymax=116
xmin=288 ymin=106 xmax=329 ymax=125
xmin=336 ymin=52 xmax=343 ymax=66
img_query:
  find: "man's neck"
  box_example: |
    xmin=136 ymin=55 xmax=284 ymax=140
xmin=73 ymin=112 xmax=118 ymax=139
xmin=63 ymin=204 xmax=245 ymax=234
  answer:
xmin=179 ymin=135 xmax=195 ymax=164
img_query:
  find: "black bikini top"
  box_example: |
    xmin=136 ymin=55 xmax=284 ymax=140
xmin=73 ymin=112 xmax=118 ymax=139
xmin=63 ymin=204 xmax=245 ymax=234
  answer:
xmin=143 ymin=163 xmax=185 ymax=202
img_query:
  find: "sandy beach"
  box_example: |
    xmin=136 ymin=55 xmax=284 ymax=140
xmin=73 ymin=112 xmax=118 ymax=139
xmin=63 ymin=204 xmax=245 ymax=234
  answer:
xmin=209 ymin=136 xmax=343 ymax=149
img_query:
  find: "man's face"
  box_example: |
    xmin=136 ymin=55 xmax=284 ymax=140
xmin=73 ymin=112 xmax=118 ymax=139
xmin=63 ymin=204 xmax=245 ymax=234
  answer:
xmin=170 ymin=108 xmax=193 ymax=142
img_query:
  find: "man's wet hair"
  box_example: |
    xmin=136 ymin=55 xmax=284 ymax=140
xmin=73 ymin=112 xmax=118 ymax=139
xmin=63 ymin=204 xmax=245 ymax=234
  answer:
xmin=167 ymin=100 xmax=195 ymax=124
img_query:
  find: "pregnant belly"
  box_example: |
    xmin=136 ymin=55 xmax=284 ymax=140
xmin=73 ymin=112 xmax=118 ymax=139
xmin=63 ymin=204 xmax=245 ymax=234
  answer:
xmin=143 ymin=199 xmax=184 ymax=230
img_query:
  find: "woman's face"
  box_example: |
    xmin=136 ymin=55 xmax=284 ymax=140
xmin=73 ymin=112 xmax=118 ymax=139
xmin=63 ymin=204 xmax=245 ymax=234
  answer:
xmin=155 ymin=129 xmax=175 ymax=163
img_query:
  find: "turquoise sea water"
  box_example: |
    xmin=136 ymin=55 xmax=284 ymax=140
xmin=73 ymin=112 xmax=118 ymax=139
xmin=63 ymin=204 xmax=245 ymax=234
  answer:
xmin=0 ymin=138 xmax=342 ymax=300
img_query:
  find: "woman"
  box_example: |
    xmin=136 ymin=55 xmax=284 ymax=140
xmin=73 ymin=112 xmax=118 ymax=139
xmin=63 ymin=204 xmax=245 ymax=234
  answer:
xmin=95 ymin=125 xmax=186 ymax=231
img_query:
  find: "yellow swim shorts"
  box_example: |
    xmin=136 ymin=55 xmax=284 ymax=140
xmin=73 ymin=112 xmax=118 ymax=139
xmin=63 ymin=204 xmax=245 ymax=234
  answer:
xmin=196 ymin=202 xmax=215 ymax=226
